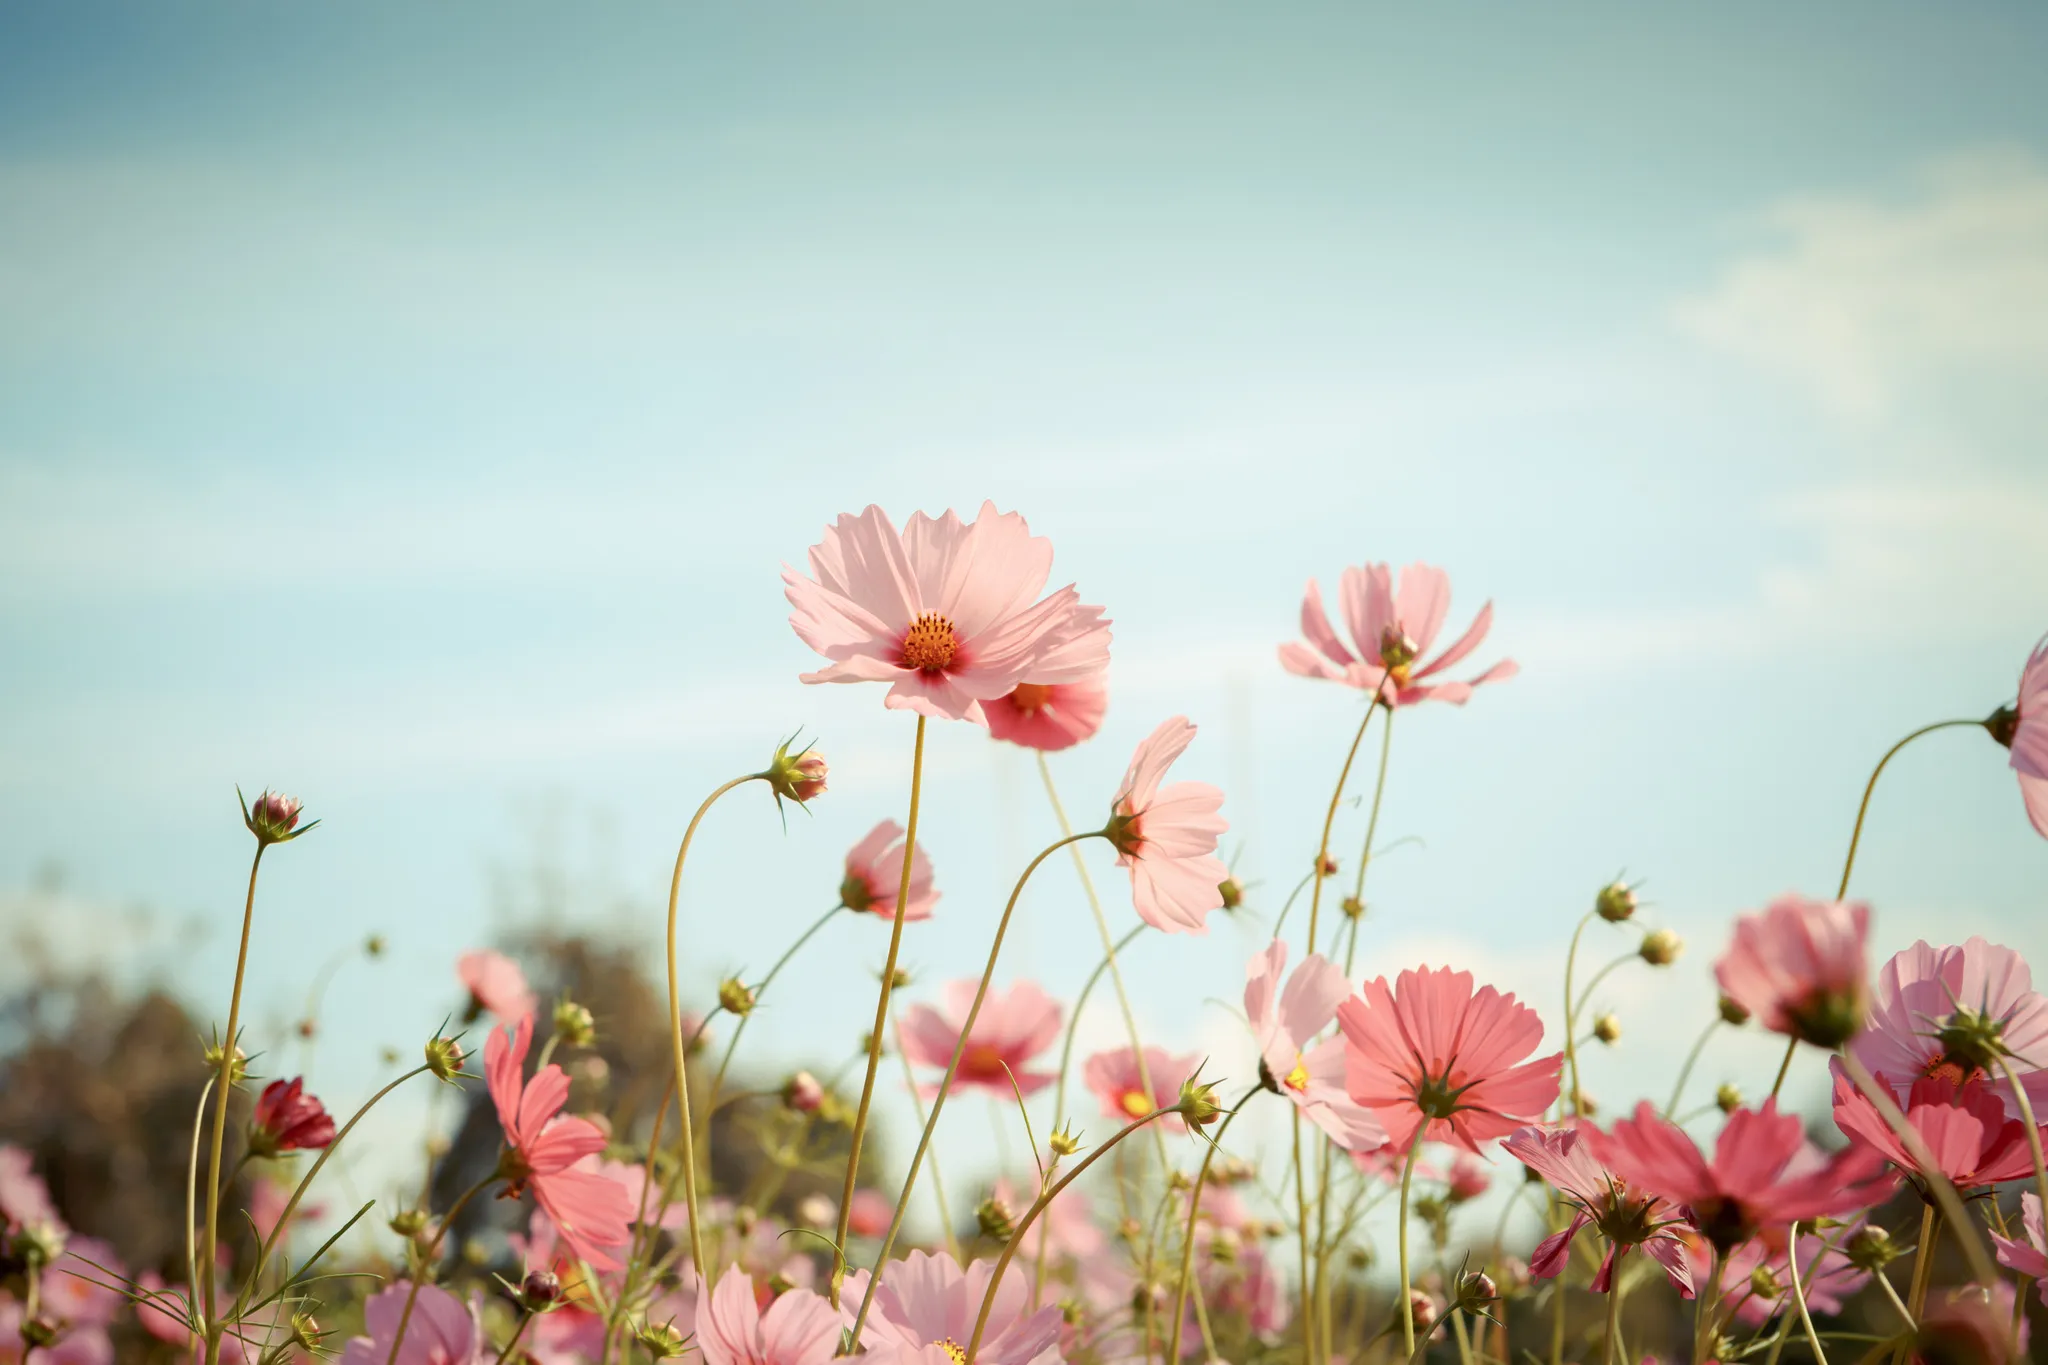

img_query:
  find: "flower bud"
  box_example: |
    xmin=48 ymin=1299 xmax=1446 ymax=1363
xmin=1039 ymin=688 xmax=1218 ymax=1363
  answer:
xmin=1592 ymin=1014 xmax=1621 ymax=1045
xmin=1178 ymin=1076 xmax=1224 ymax=1130
xmin=203 ymin=1039 xmax=249 ymax=1085
xmin=1048 ymin=1124 xmax=1083 ymax=1158
xmin=241 ymin=788 xmax=313 ymax=845
xmin=1718 ymin=995 xmax=1751 ymax=1026
xmin=426 ymin=1036 xmax=466 ymax=1082
xmin=1406 ymin=1289 xmax=1439 ymax=1334
xmin=1346 ymin=1246 xmax=1372 ymax=1271
xmin=519 ymin=1269 xmax=562 ymax=1311
xmin=389 ymin=1209 xmax=429 ymax=1241
xmin=766 ymin=738 xmax=828 ymax=809
xmin=1595 ymin=881 xmax=1638 ymax=923
xmin=1748 ymin=1265 xmax=1783 ymax=1301
xmin=1455 ymin=1272 xmax=1498 ymax=1316
xmin=1988 ymin=704 xmax=2020 ymax=750
xmin=783 ymin=1070 xmax=824 ymax=1113
xmin=635 ymin=1319 xmax=689 ymax=1360
xmin=1639 ymin=929 xmax=1683 ymax=966
xmin=296 ymin=1019 xmax=317 ymax=1040
xmin=552 ymin=999 xmax=597 ymax=1048
xmin=1214 ymin=1156 xmax=1253 ymax=1185
xmin=796 ymin=1195 xmax=835 ymax=1229
xmin=886 ymin=966 xmax=913 ymax=989
xmin=19 ymin=1315 xmax=60 ymax=1350
xmin=1218 ymin=878 xmax=1244 ymax=911
xmin=13 ymin=1221 xmax=66 ymax=1269
xmin=290 ymin=1313 xmax=326 ymax=1353
xmin=732 ymin=1205 xmax=758 ymax=1236
xmin=365 ymin=935 xmax=386 ymax=958
xmin=1845 ymin=1225 xmax=1899 ymax=1270
xmin=717 ymin=978 xmax=756 ymax=1017
xmin=976 ymin=1196 xmax=1017 ymax=1243
xmin=1341 ymin=895 xmax=1365 ymax=921
xmin=1209 ymin=1227 xmax=1242 ymax=1265
xmin=1314 ymin=853 xmax=1338 ymax=878
xmin=1715 ymin=1083 xmax=1743 ymax=1115
xmin=1058 ymin=1299 xmax=1084 ymax=1327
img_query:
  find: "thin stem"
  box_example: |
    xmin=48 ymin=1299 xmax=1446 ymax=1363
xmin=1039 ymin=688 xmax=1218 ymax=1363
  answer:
xmin=1664 ymin=1018 xmax=1720 ymax=1117
xmin=1397 ymin=1126 xmax=1426 ymax=1357
xmin=1839 ymin=1050 xmax=1996 ymax=1284
xmin=1166 ymin=1089 xmax=1257 ymax=1365
xmin=1347 ymin=704 xmax=1395 ymax=908
xmin=664 ymin=771 xmax=768 ymax=1287
xmin=848 ymin=829 xmax=1100 ymax=1346
xmin=1994 ymin=1053 xmax=2048 ymax=1219
xmin=1690 ymin=1246 xmax=1722 ymax=1365
xmin=1603 ymin=1276 xmax=1623 ymax=1365
xmin=184 ymin=1076 xmax=214 ymax=1329
xmin=1894 ymin=1204 xmax=1937 ymax=1365
xmin=832 ymin=714 xmax=927 ymax=1304
xmin=201 ymin=842 xmax=265 ymax=1365
xmin=703 ymin=903 xmax=845 ymax=1138
xmin=1292 ymin=1111 xmax=1314 ymax=1365
xmin=889 ymin=1011 xmax=958 ymax=1263
xmin=382 ymin=1175 xmax=497 ymax=1365
xmin=1768 ymin=1037 xmax=1799 ymax=1102
xmin=1560 ymin=909 xmax=1597 ymax=1117
xmin=1307 ymin=703 xmax=1377 ymax=957
xmin=1836 ymin=719 xmax=1982 ymax=898
xmin=496 ymin=1309 xmax=537 ymax=1365
xmin=1786 ymin=1222 xmax=1829 ymax=1365
xmin=1268 ymin=869 xmax=1318 ymax=942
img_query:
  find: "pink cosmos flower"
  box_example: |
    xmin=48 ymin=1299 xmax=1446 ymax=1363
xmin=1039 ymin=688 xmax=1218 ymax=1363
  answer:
xmin=1713 ymin=895 xmax=1870 ymax=1049
xmin=1243 ymin=941 xmax=1387 ymax=1153
xmin=1848 ymin=937 xmax=2048 ymax=1120
xmin=597 ymin=1159 xmax=690 ymax=1230
xmin=1831 ymin=1069 xmax=2044 ymax=1188
xmin=1106 ymin=717 xmax=1229 ymax=934
xmin=0 ymin=1146 xmax=57 ymax=1231
xmin=46 ymin=1238 xmax=125 ymax=1330
xmin=1918 ymin=1283 xmax=2028 ymax=1363
xmin=0 ymin=1300 xmax=108 ymax=1365
xmin=1334 ymin=966 xmax=1563 ymax=1155
xmin=840 ymin=821 xmax=940 ymax=922
xmin=1718 ymin=1228 xmax=1868 ymax=1329
xmin=695 ymin=1269 xmax=839 ymax=1365
xmin=841 ymin=1249 xmax=1063 ymax=1365
xmin=1278 ymin=562 xmax=1516 ymax=706
xmin=1503 ymin=1125 xmax=1694 ymax=1298
xmin=847 ymin=1189 xmax=892 ymax=1240
xmin=2002 ymin=636 xmax=2048 ymax=838
xmin=783 ymin=503 xmax=1112 ymax=724
xmin=985 ymin=674 xmax=1109 ymax=752
xmin=485 ymin=1014 xmax=633 ymax=1271
xmin=1084 ymin=1046 xmax=1200 ymax=1134
xmin=1990 ymin=1192 xmax=2047 ymax=1296
xmin=458 ymin=950 xmax=536 ymax=1023
xmin=899 ymin=980 xmax=1062 ymax=1097
xmin=248 ymin=1177 xmax=325 ymax=1244
xmin=339 ymin=1283 xmax=482 ymax=1365
xmin=1441 ymin=1151 xmax=1491 ymax=1203
xmin=246 ymin=1077 xmax=335 ymax=1156
xmin=1592 ymin=1101 xmax=1894 ymax=1254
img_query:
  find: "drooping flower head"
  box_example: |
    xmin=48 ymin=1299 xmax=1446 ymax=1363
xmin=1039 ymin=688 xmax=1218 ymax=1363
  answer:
xmin=985 ymin=673 xmax=1109 ymax=752
xmin=1993 ymin=635 xmax=2048 ymax=838
xmin=899 ymin=980 xmax=1062 ymax=1097
xmin=1106 ymin=717 xmax=1229 ymax=934
xmin=1848 ymin=937 xmax=2048 ymax=1121
xmin=458 ymin=950 xmax=536 ymax=1024
xmin=484 ymin=1014 xmax=633 ymax=1270
xmin=1279 ymin=562 xmax=1516 ymax=706
xmin=839 ymin=821 xmax=940 ymax=922
xmin=245 ymin=1078 xmax=334 ymax=1158
xmin=1831 ymin=1068 xmax=2045 ymax=1189
xmin=339 ymin=1284 xmax=482 ymax=1365
xmin=1713 ymin=895 xmax=1870 ymax=1049
xmin=1592 ymin=1101 xmax=1895 ymax=1254
xmin=1504 ymin=1125 xmax=1694 ymax=1298
xmin=1084 ymin=1046 xmax=1200 ymax=1134
xmin=1243 ymin=942 xmax=1387 ymax=1153
xmin=784 ymin=503 xmax=1111 ymax=724
xmin=841 ymin=1249 xmax=1063 ymax=1365
xmin=695 ymin=1269 xmax=840 ymax=1365
xmin=1335 ymin=965 xmax=1562 ymax=1154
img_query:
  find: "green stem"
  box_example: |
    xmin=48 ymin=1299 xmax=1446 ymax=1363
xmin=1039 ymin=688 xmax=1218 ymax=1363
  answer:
xmin=1397 ymin=1126 xmax=1426 ymax=1357
xmin=1785 ymin=1221 xmax=1829 ymax=1365
xmin=496 ymin=1309 xmax=537 ymax=1365
xmin=1166 ymin=1090 xmax=1258 ymax=1365
xmin=1307 ymin=703 xmax=1377 ymax=958
xmin=184 ymin=1076 xmax=213 ymax=1327
xmin=1292 ymin=1111 xmax=1314 ymax=1365
xmin=1994 ymin=1053 xmax=2048 ymax=1220
xmin=1836 ymin=719 xmax=1982 ymax=898
xmin=201 ymin=842 xmax=265 ymax=1365
xmin=1838 ymin=1051 xmax=1995 ymax=1284
xmin=1268 ymin=869 xmax=1318 ymax=942
xmin=1664 ymin=1018 xmax=1720 ymax=1117
xmin=1346 ymin=704 xmax=1395 ymax=909
xmin=1603 ymin=1274 xmax=1624 ymax=1365
xmin=889 ymin=1010 xmax=958 ymax=1264
xmin=1768 ymin=1036 xmax=1799 ymax=1102
xmin=703 ymin=903 xmax=845 ymax=1141
xmin=1560 ymin=909 xmax=1596 ymax=1117
xmin=382 ymin=1175 xmax=497 ymax=1365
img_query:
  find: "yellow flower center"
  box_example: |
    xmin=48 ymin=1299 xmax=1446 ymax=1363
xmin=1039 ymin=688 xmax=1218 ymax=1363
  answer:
xmin=1120 ymin=1089 xmax=1154 ymax=1118
xmin=1007 ymin=682 xmax=1054 ymax=713
xmin=937 ymin=1340 xmax=968 ymax=1365
xmin=901 ymin=613 xmax=960 ymax=673
xmin=1284 ymin=1055 xmax=1310 ymax=1092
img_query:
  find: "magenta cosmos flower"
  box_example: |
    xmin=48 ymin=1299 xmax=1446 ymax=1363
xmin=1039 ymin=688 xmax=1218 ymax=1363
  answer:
xmin=783 ymin=503 xmax=1111 ymax=724
xmin=1849 ymin=937 xmax=2048 ymax=1119
xmin=1334 ymin=965 xmax=1562 ymax=1155
xmin=985 ymin=674 xmax=1109 ymax=752
xmin=899 ymin=979 xmax=1062 ymax=1097
xmin=339 ymin=1283 xmax=482 ymax=1365
xmin=1085 ymin=1045 xmax=1201 ymax=1133
xmin=1713 ymin=895 xmax=1870 ymax=1049
xmin=839 ymin=820 xmax=940 ymax=922
xmin=1995 ymin=636 xmax=2048 ymax=837
xmin=1243 ymin=942 xmax=1387 ymax=1153
xmin=840 ymin=1249 xmax=1063 ymax=1365
xmin=485 ymin=1014 xmax=632 ymax=1270
xmin=1592 ymin=1101 xmax=1894 ymax=1254
xmin=696 ymin=1269 xmax=839 ymax=1365
xmin=1504 ymin=1125 xmax=1694 ymax=1298
xmin=1106 ymin=717 xmax=1229 ymax=934
xmin=458 ymin=949 xmax=536 ymax=1023
xmin=245 ymin=1077 xmax=335 ymax=1157
xmin=1831 ymin=1069 xmax=2045 ymax=1189
xmin=1279 ymin=561 xmax=1516 ymax=706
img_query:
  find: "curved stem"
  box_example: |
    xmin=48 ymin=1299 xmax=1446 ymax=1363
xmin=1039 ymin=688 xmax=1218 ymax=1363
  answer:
xmin=495 ymin=1309 xmax=537 ymax=1365
xmin=1785 ymin=1221 xmax=1829 ymax=1365
xmin=889 ymin=1010 xmax=958 ymax=1263
xmin=832 ymin=715 xmax=927 ymax=1303
xmin=1268 ymin=869 xmax=1318 ymax=942
xmin=1838 ymin=1051 xmax=1996 ymax=1284
xmin=382 ymin=1175 xmax=498 ymax=1365
xmin=1397 ymin=1126 xmax=1426 ymax=1357
xmin=1569 ymin=954 xmax=1635 ymax=1030
xmin=1664 ymin=1018 xmax=1720 ymax=1118
xmin=184 ymin=1076 xmax=213 ymax=1331
xmin=1560 ymin=909 xmax=1596 ymax=1117
xmin=1307 ymin=703 xmax=1377 ymax=958
xmin=1994 ymin=1053 xmax=2048 ymax=1224
xmin=665 ymin=771 xmax=769 ymax=1287
xmin=1836 ymin=719 xmax=1982 ymax=898
xmin=1893 ymin=1204 xmax=1938 ymax=1365
xmin=1166 ymin=1089 xmax=1257 ymax=1365
xmin=201 ymin=842 xmax=265 ymax=1365
xmin=848 ymin=829 xmax=1100 ymax=1345
xmin=703 ymin=903 xmax=845 ymax=1139
xmin=1347 ymin=705 xmax=1396 ymax=908
xmin=1768 ymin=1037 xmax=1799 ymax=1102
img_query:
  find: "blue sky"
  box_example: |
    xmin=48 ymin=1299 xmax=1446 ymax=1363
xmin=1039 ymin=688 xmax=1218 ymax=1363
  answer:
xmin=3 ymin=4 xmax=2046 ymax=1242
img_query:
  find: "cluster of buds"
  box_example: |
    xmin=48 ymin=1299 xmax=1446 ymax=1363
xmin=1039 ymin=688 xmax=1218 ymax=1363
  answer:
xmin=552 ymin=998 xmax=597 ymax=1048
xmin=240 ymin=787 xmax=315 ymax=846
xmin=765 ymin=736 xmax=828 ymax=813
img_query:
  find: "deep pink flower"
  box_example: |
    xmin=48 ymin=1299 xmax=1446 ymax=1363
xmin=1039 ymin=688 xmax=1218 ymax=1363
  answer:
xmin=1279 ymin=562 xmax=1516 ymax=706
xmin=841 ymin=1249 xmax=1063 ymax=1365
xmin=985 ymin=674 xmax=1109 ymax=752
xmin=1831 ymin=1069 xmax=2044 ymax=1188
xmin=1718 ymin=1228 xmax=1868 ymax=1329
xmin=485 ymin=1014 xmax=633 ymax=1271
xmin=458 ymin=950 xmax=536 ymax=1023
xmin=1243 ymin=941 xmax=1387 ymax=1153
xmin=1106 ymin=717 xmax=1229 ymax=934
xmin=1848 ymin=937 xmax=2048 ymax=1121
xmin=1592 ymin=1100 xmax=1895 ymax=1254
xmin=1084 ymin=1046 xmax=1201 ymax=1134
xmin=339 ymin=1283 xmax=482 ymax=1365
xmin=1713 ymin=895 xmax=1870 ymax=1048
xmin=783 ymin=504 xmax=1111 ymax=724
xmin=847 ymin=1189 xmax=892 ymax=1240
xmin=2004 ymin=636 xmax=2048 ymax=838
xmin=899 ymin=980 xmax=1061 ymax=1097
xmin=246 ymin=1077 xmax=334 ymax=1157
xmin=1504 ymin=1125 xmax=1694 ymax=1298
xmin=1990 ymin=1192 xmax=2047 ymax=1295
xmin=840 ymin=821 xmax=940 ymax=922
xmin=695 ymin=1269 xmax=839 ymax=1365
xmin=1441 ymin=1151 xmax=1491 ymax=1203
xmin=1335 ymin=965 xmax=1563 ymax=1155
xmin=0 ymin=1146 xmax=57 ymax=1231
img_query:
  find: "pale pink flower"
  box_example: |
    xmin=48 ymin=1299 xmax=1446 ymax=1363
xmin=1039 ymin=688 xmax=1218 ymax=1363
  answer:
xmin=1441 ymin=1151 xmax=1491 ymax=1203
xmin=841 ymin=1249 xmax=1062 ymax=1365
xmin=783 ymin=503 xmax=1111 ymax=724
xmin=840 ymin=821 xmax=940 ymax=922
xmin=0 ymin=1147 xmax=56 ymax=1233
xmin=485 ymin=1013 xmax=633 ymax=1270
xmin=900 ymin=980 xmax=1061 ymax=1097
xmin=1848 ymin=937 xmax=2048 ymax=1120
xmin=1831 ymin=1069 xmax=2044 ymax=1188
xmin=1243 ymin=941 xmax=1387 ymax=1153
xmin=458 ymin=950 xmax=535 ymax=1023
xmin=1592 ymin=1100 xmax=1894 ymax=1254
xmin=1084 ymin=1046 xmax=1201 ymax=1134
xmin=1335 ymin=965 xmax=1562 ymax=1155
xmin=1107 ymin=717 xmax=1229 ymax=934
xmin=1990 ymin=1192 xmax=2047 ymax=1296
xmin=1713 ymin=895 xmax=1870 ymax=1049
xmin=1503 ymin=1125 xmax=1693 ymax=1298
xmin=45 ymin=1238 xmax=125 ymax=1329
xmin=2003 ymin=636 xmax=2048 ymax=838
xmin=339 ymin=1283 xmax=482 ymax=1365
xmin=695 ymin=1269 xmax=839 ymax=1365
xmin=847 ymin=1189 xmax=892 ymax=1240
xmin=1279 ymin=562 xmax=1515 ymax=706
xmin=985 ymin=674 xmax=1109 ymax=752
xmin=1719 ymin=1228 xmax=1868 ymax=1328
xmin=993 ymin=1176 xmax=1104 ymax=1264
xmin=596 ymin=1159 xmax=690 ymax=1229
